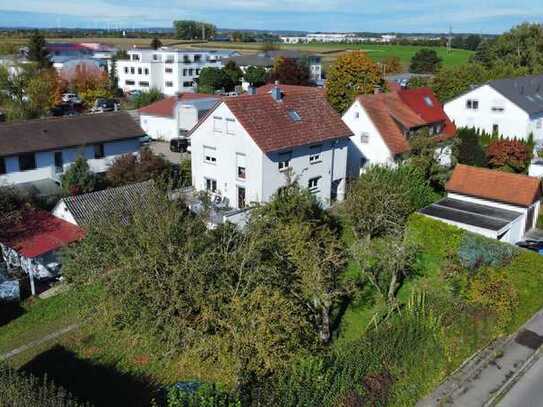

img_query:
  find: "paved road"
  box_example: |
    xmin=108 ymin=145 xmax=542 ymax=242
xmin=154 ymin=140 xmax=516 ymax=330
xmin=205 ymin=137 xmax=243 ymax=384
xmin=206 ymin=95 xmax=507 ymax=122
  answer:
xmin=498 ymin=355 xmax=543 ymax=407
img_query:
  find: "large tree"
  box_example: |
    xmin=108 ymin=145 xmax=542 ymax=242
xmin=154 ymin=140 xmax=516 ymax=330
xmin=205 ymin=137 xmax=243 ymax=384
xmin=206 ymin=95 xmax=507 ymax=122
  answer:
xmin=325 ymin=51 xmax=382 ymax=113
xmin=105 ymin=147 xmax=170 ymax=187
xmin=223 ymin=61 xmax=243 ymax=87
xmin=431 ymin=63 xmax=488 ymax=102
xmin=268 ymin=57 xmax=310 ymax=86
xmin=409 ymin=48 xmax=442 ymax=74
xmin=197 ymin=67 xmax=233 ymax=93
xmin=173 ymin=20 xmax=216 ymax=40
xmin=486 ymin=139 xmax=531 ymax=173
xmin=27 ymin=30 xmax=51 ymax=69
xmin=244 ymin=65 xmax=267 ymax=87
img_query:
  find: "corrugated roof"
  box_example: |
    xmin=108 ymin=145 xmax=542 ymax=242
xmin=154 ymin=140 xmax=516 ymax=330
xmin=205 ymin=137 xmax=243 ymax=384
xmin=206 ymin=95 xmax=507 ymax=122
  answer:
xmin=489 ymin=74 xmax=543 ymax=116
xmin=1 ymin=210 xmax=84 ymax=258
xmin=0 ymin=112 xmax=143 ymax=157
xmin=446 ymin=164 xmax=542 ymax=207
xmin=58 ymin=180 xmax=156 ymax=228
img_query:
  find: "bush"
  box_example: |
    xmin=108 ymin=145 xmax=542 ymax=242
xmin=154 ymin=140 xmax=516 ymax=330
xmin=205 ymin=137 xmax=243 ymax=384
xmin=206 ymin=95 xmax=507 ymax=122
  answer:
xmin=166 ymin=383 xmax=240 ymax=407
xmin=458 ymin=233 xmax=517 ymax=270
xmin=0 ymin=365 xmax=87 ymax=407
xmin=61 ymin=156 xmax=97 ymax=196
xmin=132 ymin=88 xmax=162 ymax=108
xmin=486 ymin=139 xmax=531 ymax=173
xmin=468 ymin=268 xmax=519 ymax=329
xmin=455 ymin=127 xmax=487 ymax=167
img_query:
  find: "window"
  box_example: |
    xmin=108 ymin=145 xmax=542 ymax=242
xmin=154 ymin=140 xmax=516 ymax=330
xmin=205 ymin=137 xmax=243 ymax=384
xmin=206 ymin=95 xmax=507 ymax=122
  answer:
xmin=132 ymin=54 xmax=140 ymax=61
xmin=226 ymin=118 xmax=235 ymax=135
xmin=360 ymin=132 xmax=369 ymax=143
xmin=144 ymin=68 xmax=149 ymax=75
xmin=204 ymin=146 xmax=217 ymax=164
xmin=236 ymin=153 xmax=246 ymax=179
xmin=165 ymin=55 xmax=174 ymax=63
xmin=18 ymin=153 xmax=36 ymax=171
xmin=194 ymin=54 xmax=202 ymax=62
xmin=492 ymin=124 xmax=499 ymax=136
xmin=213 ymin=116 xmax=223 ymax=133
xmin=354 ymin=111 xmax=360 ymax=119
xmin=125 ymin=80 xmax=135 ymax=85
xmin=183 ymin=81 xmax=193 ymax=87
xmin=238 ymin=186 xmax=246 ymax=208
xmin=54 ymin=151 xmax=63 ymax=174
xmin=309 ymin=145 xmax=322 ymax=163
xmin=165 ymin=81 xmax=174 ymax=87
xmin=278 ymin=152 xmax=291 ymax=171
xmin=137 ymin=67 xmax=142 ymax=75
xmin=130 ymin=67 xmax=135 ymax=74
xmin=124 ymin=67 xmax=129 ymax=74
xmin=183 ymin=56 xmax=191 ymax=63
xmin=153 ymin=54 xmax=158 ymax=61
xmin=287 ymin=110 xmax=302 ymax=122
xmin=139 ymin=81 xmax=150 ymax=87
xmin=94 ymin=144 xmax=104 ymax=159
xmin=165 ymin=67 xmax=173 ymax=73
xmin=196 ymin=69 xmax=200 ymax=75
xmin=466 ymin=99 xmax=479 ymax=110
xmin=491 ymin=106 xmax=504 ymax=113
xmin=205 ymin=178 xmax=217 ymax=192
xmin=308 ymin=177 xmax=320 ymax=192
xmin=0 ymin=157 xmax=5 ymax=175
xmin=183 ymin=69 xmax=188 ymax=76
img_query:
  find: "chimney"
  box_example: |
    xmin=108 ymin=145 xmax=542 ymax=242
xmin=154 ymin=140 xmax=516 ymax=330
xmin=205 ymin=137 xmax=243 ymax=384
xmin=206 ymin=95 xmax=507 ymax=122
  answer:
xmin=247 ymin=86 xmax=257 ymax=96
xmin=271 ymin=86 xmax=283 ymax=101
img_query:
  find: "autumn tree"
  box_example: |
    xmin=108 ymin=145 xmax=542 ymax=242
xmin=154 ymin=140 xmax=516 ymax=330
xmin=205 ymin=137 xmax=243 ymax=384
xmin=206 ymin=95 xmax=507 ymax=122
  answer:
xmin=106 ymin=147 xmax=171 ymax=187
xmin=409 ymin=48 xmax=442 ymax=74
xmin=382 ymin=56 xmax=402 ymax=74
xmin=70 ymin=65 xmax=112 ymax=106
xmin=326 ymin=51 xmax=382 ymax=113
xmin=268 ymin=57 xmax=310 ymax=86
xmin=486 ymin=139 xmax=531 ymax=173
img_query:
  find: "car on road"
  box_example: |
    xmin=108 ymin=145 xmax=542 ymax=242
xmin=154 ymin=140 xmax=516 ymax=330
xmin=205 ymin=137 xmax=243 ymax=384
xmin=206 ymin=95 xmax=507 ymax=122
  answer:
xmin=62 ymin=93 xmax=81 ymax=104
xmin=170 ymin=137 xmax=190 ymax=153
xmin=91 ymin=98 xmax=117 ymax=113
xmin=516 ymin=240 xmax=543 ymax=255
xmin=139 ymin=135 xmax=152 ymax=146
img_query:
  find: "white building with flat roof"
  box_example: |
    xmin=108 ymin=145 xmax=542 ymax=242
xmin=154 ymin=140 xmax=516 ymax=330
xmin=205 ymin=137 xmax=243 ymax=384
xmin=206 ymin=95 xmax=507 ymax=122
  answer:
xmin=116 ymin=47 xmax=239 ymax=96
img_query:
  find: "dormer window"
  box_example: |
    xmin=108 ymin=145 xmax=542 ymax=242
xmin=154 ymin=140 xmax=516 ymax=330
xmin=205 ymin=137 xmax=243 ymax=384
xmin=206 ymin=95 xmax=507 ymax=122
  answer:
xmin=288 ymin=110 xmax=302 ymax=122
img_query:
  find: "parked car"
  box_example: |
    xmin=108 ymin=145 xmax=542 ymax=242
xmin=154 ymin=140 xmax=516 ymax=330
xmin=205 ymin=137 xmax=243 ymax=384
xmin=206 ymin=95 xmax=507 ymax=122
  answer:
xmin=170 ymin=137 xmax=190 ymax=153
xmin=139 ymin=135 xmax=151 ymax=146
xmin=62 ymin=93 xmax=81 ymax=104
xmin=516 ymin=240 xmax=543 ymax=255
xmin=91 ymin=98 xmax=117 ymax=113
xmin=127 ymin=90 xmax=143 ymax=99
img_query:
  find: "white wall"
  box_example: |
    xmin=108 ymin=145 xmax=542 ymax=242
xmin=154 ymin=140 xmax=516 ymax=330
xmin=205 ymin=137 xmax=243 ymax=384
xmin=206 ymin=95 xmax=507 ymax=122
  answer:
xmin=342 ymin=100 xmax=395 ymax=177
xmin=140 ymin=115 xmax=178 ymax=141
xmin=52 ymin=200 xmax=78 ymax=225
xmin=191 ymin=102 xmax=348 ymax=209
xmin=444 ymin=85 xmax=532 ymax=141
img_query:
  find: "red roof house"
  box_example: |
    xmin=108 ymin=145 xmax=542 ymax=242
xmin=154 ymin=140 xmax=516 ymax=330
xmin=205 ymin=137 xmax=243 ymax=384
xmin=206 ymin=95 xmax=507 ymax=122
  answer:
xmin=139 ymin=93 xmax=217 ymax=118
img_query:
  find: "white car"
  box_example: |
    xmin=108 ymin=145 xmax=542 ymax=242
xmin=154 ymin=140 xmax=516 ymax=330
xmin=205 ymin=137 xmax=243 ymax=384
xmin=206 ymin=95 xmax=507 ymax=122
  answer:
xmin=62 ymin=93 xmax=81 ymax=104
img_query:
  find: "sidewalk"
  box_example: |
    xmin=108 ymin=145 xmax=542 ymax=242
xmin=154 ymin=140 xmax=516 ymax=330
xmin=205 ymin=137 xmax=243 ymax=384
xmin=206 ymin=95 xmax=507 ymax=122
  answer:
xmin=417 ymin=309 xmax=543 ymax=407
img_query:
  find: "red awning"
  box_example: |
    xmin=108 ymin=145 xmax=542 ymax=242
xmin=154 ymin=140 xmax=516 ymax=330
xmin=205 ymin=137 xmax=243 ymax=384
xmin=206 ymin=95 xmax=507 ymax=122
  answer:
xmin=1 ymin=210 xmax=85 ymax=258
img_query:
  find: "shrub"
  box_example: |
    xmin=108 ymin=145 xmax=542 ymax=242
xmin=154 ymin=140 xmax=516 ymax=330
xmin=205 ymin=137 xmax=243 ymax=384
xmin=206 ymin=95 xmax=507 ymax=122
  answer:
xmin=166 ymin=383 xmax=240 ymax=407
xmin=486 ymin=139 xmax=531 ymax=173
xmin=455 ymin=127 xmax=487 ymax=167
xmin=458 ymin=233 xmax=517 ymax=270
xmin=61 ymin=156 xmax=97 ymax=196
xmin=132 ymin=88 xmax=162 ymax=108
xmin=468 ymin=268 xmax=519 ymax=329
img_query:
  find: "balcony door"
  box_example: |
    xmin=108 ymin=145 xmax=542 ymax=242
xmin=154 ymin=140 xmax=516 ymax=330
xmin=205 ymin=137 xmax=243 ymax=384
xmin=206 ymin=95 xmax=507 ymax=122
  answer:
xmin=54 ymin=151 xmax=64 ymax=174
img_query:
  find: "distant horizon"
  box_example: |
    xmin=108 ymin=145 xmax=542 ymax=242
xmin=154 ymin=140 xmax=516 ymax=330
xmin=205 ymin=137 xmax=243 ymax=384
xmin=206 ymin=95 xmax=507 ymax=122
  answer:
xmin=0 ymin=1 xmax=542 ymax=35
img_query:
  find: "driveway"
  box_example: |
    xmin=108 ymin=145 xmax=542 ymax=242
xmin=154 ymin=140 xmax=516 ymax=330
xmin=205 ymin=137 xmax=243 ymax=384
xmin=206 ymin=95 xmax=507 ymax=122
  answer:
xmin=498 ymin=353 xmax=543 ymax=407
xmin=149 ymin=141 xmax=189 ymax=165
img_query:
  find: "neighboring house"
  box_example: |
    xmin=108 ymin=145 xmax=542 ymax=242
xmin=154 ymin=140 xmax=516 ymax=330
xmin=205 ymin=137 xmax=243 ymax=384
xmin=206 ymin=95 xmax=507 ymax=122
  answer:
xmin=444 ymin=74 xmax=543 ymax=142
xmin=0 ymin=209 xmax=84 ymax=295
xmin=342 ymin=88 xmax=456 ymax=177
xmin=139 ymin=93 xmax=220 ymax=141
xmin=0 ymin=112 xmax=143 ymax=191
xmin=420 ymin=164 xmax=542 ymax=245
xmin=53 ymin=180 xmax=156 ymax=228
xmin=189 ymin=84 xmax=352 ymax=209
xmin=116 ymin=48 xmax=240 ymax=96
xmin=225 ymin=50 xmax=322 ymax=89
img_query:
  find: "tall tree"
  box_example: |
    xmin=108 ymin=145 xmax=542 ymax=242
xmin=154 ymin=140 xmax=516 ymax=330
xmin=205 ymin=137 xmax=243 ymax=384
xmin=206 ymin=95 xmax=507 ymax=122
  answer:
xmin=409 ymin=48 xmax=442 ymax=74
xmin=197 ymin=67 xmax=233 ymax=93
xmin=431 ymin=63 xmax=488 ymax=102
xmin=27 ymin=30 xmax=51 ymax=69
xmin=325 ymin=51 xmax=382 ymax=113
xmin=244 ymin=66 xmax=267 ymax=87
xmin=455 ymin=127 xmax=488 ymax=167
xmin=173 ymin=20 xmax=216 ymax=40
xmin=268 ymin=57 xmax=310 ymax=86
xmin=486 ymin=139 xmax=531 ymax=173
xmin=150 ymin=37 xmax=163 ymax=50
xmin=223 ymin=61 xmax=243 ymax=87
xmin=61 ymin=156 xmax=97 ymax=196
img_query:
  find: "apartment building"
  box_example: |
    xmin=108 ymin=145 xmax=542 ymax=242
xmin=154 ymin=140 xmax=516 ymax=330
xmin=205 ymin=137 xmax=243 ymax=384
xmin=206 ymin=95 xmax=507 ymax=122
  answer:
xmin=116 ymin=48 xmax=239 ymax=96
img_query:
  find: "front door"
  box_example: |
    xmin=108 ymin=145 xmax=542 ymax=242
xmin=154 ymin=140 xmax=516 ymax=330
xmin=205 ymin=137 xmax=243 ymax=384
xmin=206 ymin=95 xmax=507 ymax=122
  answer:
xmin=238 ymin=186 xmax=246 ymax=209
xmin=54 ymin=151 xmax=64 ymax=174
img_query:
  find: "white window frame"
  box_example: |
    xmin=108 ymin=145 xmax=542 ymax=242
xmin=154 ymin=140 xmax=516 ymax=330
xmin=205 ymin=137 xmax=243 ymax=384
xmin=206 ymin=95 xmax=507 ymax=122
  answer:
xmin=466 ymin=99 xmax=479 ymax=110
xmin=165 ymin=81 xmax=174 ymax=87
xmin=278 ymin=152 xmax=292 ymax=171
xmin=491 ymin=106 xmax=505 ymax=113
xmin=360 ymin=132 xmax=369 ymax=144
xmin=213 ymin=116 xmax=223 ymax=133
xmin=308 ymin=177 xmax=320 ymax=192
xmin=309 ymin=145 xmax=322 ymax=164
xmin=205 ymin=178 xmax=217 ymax=193
xmin=226 ymin=118 xmax=235 ymax=135
xmin=204 ymin=146 xmax=217 ymax=165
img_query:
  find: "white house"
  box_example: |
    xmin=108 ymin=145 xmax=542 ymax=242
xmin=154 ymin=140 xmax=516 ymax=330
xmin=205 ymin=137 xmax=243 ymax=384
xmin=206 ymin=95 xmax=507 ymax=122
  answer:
xmin=342 ymin=88 xmax=457 ymax=177
xmin=0 ymin=112 xmax=143 ymax=193
xmin=444 ymin=74 xmax=543 ymax=143
xmin=139 ymin=93 xmax=220 ymax=141
xmin=420 ymin=164 xmax=541 ymax=245
xmin=189 ymin=85 xmax=352 ymax=209
xmin=117 ymin=47 xmax=239 ymax=96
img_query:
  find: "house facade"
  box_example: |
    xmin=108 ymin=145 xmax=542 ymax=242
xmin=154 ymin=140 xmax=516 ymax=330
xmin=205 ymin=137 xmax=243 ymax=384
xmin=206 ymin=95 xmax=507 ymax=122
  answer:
xmin=0 ymin=112 xmax=143 ymax=188
xmin=444 ymin=75 xmax=543 ymax=143
xmin=189 ymin=85 xmax=352 ymax=209
xmin=139 ymin=93 xmax=220 ymax=141
xmin=117 ymin=48 xmax=239 ymax=96
xmin=420 ymin=165 xmax=541 ymax=245
xmin=342 ymin=88 xmax=456 ymax=177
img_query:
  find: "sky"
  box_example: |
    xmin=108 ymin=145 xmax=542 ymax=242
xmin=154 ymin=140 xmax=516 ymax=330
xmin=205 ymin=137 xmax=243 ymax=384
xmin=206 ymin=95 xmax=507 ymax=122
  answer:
xmin=0 ymin=0 xmax=542 ymax=34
